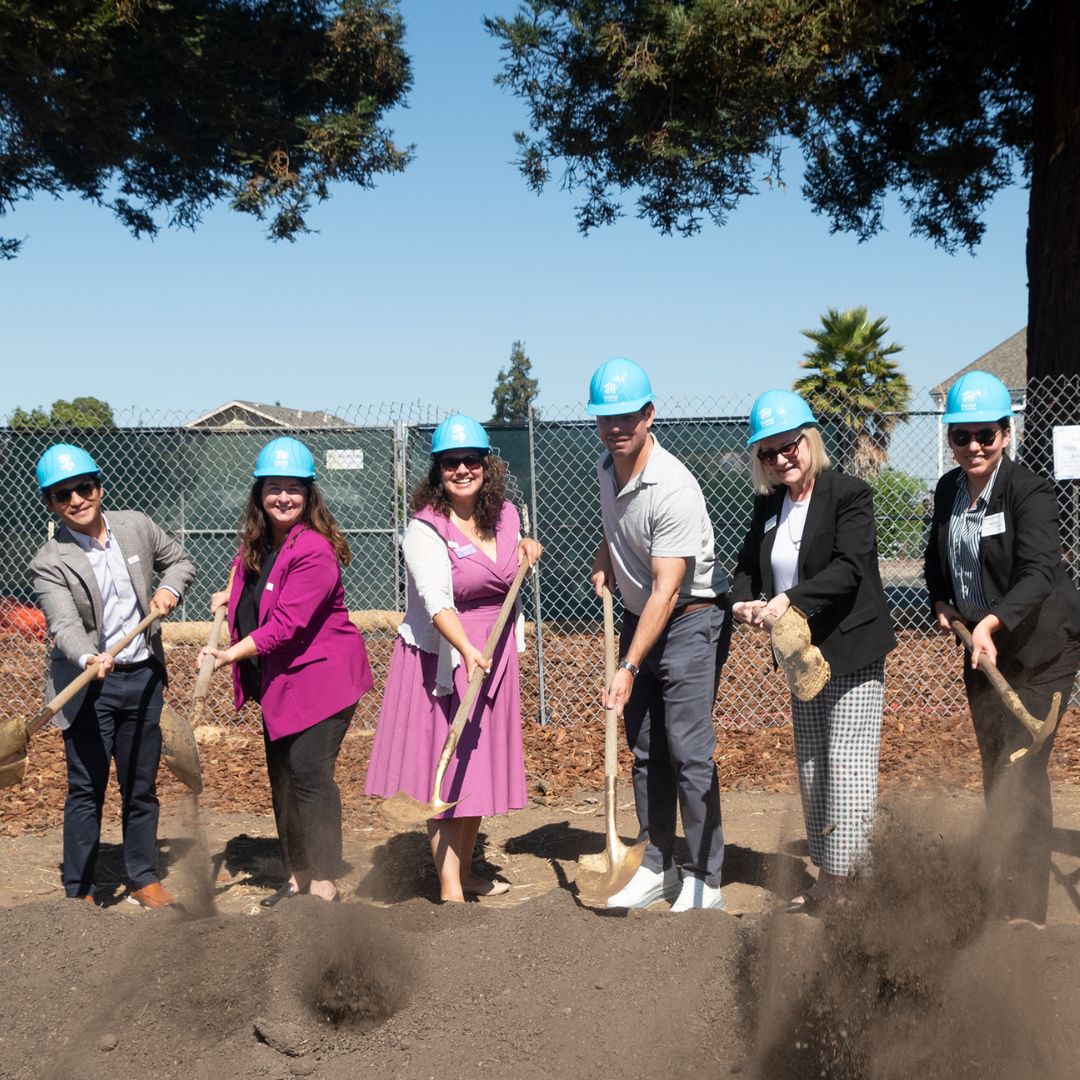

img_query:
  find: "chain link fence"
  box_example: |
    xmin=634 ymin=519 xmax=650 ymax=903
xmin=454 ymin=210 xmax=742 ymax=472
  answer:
xmin=3 ymin=377 xmax=1078 ymax=734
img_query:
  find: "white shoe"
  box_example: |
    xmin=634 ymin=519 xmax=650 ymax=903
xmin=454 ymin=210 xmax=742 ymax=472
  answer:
xmin=670 ymin=875 xmax=724 ymax=912
xmin=605 ymin=865 xmax=681 ymax=909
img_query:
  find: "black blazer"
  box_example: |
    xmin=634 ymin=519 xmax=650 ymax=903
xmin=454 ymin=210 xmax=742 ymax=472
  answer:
xmin=924 ymin=455 xmax=1080 ymax=670
xmin=731 ymin=469 xmax=897 ymax=678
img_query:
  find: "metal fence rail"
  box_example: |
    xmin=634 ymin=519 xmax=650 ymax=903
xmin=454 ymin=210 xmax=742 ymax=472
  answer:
xmin=3 ymin=378 xmax=1078 ymax=732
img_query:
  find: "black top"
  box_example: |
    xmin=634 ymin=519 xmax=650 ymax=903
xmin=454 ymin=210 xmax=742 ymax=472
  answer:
xmin=924 ymin=455 xmax=1080 ymax=670
xmin=731 ymin=469 xmax=897 ymax=678
xmin=234 ymin=546 xmax=281 ymax=703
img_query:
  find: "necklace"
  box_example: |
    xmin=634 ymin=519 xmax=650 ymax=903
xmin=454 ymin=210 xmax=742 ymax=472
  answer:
xmin=784 ymin=494 xmax=808 ymax=549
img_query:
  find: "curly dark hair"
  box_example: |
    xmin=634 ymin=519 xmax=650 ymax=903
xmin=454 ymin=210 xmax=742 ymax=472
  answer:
xmin=409 ymin=453 xmax=507 ymax=531
xmin=239 ymin=478 xmax=351 ymax=572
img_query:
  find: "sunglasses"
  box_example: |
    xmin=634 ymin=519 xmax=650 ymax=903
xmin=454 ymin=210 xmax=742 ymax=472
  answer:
xmin=50 ymin=479 xmax=99 ymax=504
xmin=756 ymin=434 xmax=805 ymax=465
xmin=949 ymin=428 xmax=1000 ymax=448
xmin=439 ymin=453 xmax=484 ymax=470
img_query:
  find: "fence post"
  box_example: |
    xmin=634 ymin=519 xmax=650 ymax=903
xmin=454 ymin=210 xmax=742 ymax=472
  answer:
xmin=527 ymin=406 xmax=550 ymax=725
xmin=393 ymin=419 xmax=408 ymax=611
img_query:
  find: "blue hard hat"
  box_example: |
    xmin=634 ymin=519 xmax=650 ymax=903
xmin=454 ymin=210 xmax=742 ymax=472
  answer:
xmin=747 ymin=390 xmax=818 ymax=446
xmin=942 ymin=371 xmax=1013 ymax=424
xmin=431 ymin=414 xmax=491 ymax=455
xmin=253 ymin=437 xmax=316 ymax=479
xmin=586 ymin=357 xmax=654 ymax=416
xmin=36 ymin=444 xmax=101 ymax=491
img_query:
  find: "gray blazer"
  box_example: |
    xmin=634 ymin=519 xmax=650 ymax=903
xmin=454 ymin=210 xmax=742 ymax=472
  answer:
xmin=29 ymin=510 xmax=196 ymax=728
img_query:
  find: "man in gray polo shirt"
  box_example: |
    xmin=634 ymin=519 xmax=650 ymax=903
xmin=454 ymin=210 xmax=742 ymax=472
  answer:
xmin=587 ymin=357 xmax=728 ymax=911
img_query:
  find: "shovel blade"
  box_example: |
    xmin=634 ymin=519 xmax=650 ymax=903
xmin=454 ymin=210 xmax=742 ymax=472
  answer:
xmin=160 ymin=704 xmax=204 ymax=795
xmin=0 ymin=752 xmax=27 ymax=789
xmin=0 ymin=715 xmax=29 ymax=788
xmin=380 ymin=791 xmax=461 ymax=829
xmin=576 ymin=838 xmax=647 ymax=903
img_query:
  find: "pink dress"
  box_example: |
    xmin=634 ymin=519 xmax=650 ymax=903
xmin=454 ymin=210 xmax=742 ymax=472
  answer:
xmin=364 ymin=501 xmax=527 ymax=818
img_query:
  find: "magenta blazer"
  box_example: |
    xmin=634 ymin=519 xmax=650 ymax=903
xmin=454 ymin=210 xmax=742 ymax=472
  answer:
xmin=227 ymin=525 xmax=373 ymax=741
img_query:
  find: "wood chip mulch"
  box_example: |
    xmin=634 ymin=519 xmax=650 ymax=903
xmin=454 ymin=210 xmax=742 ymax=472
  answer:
xmin=3 ymin=709 xmax=1078 ymax=838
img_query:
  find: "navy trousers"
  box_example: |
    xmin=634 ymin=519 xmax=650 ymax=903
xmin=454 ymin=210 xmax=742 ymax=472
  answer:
xmin=62 ymin=663 xmax=164 ymax=897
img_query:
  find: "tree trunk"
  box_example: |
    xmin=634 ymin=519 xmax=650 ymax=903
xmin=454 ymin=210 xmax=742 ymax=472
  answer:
xmin=1024 ymin=0 xmax=1080 ymax=508
xmin=1026 ymin=0 xmax=1080 ymax=381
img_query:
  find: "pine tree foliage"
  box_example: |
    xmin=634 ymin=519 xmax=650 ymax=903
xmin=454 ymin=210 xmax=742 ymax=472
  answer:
xmin=491 ymin=340 xmax=540 ymax=422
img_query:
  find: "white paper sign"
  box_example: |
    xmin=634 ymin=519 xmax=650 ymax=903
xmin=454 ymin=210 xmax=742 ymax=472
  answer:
xmin=325 ymin=449 xmax=364 ymax=470
xmin=1053 ymin=426 xmax=1080 ymax=480
xmin=982 ymin=513 xmax=1006 ymax=537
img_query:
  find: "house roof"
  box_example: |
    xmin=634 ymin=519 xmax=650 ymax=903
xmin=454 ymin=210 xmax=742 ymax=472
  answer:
xmin=185 ymin=401 xmax=351 ymax=429
xmin=931 ymin=328 xmax=1027 ymax=404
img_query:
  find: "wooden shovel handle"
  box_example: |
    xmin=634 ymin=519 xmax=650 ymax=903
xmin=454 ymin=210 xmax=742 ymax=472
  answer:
xmin=192 ymin=605 xmax=228 ymax=704
xmin=949 ymin=619 xmax=1043 ymax=738
xmin=603 ymin=586 xmax=619 ymax=777
xmin=27 ymin=610 xmax=162 ymax=738
xmin=431 ymin=557 xmax=532 ymax=793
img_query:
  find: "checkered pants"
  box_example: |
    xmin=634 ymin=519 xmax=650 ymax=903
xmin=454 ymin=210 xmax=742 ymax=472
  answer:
xmin=789 ymin=658 xmax=885 ymax=876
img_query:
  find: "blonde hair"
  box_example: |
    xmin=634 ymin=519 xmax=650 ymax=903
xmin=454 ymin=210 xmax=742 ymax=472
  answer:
xmin=750 ymin=426 xmax=830 ymax=495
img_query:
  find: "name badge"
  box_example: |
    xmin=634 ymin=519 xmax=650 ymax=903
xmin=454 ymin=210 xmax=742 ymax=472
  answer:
xmin=453 ymin=544 xmax=477 ymax=559
xmin=127 ymin=554 xmax=140 ymax=564
xmin=982 ymin=513 xmax=1006 ymax=537
xmin=265 ymin=582 xmax=275 ymax=592
xmin=763 ymin=516 xmax=778 ymax=534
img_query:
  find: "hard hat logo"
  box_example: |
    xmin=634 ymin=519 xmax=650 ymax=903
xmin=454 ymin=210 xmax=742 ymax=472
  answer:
xmin=602 ymin=380 xmax=620 ymax=402
xmin=56 ymin=453 xmax=76 ymax=474
xmin=758 ymin=408 xmax=774 ymax=424
xmin=451 ymin=423 xmax=467 ymax=444
xmin=274 ymin=450 xmax=290 ymax=467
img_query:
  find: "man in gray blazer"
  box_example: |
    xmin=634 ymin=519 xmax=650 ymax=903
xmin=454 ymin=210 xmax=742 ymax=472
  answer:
xmin=30 ymin=444 xmax=195 ymax=907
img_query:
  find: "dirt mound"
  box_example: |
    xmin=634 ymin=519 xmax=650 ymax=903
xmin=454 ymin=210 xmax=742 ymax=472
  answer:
xmin=745 ymin=796 xmax=1080 ymax=1079
xmin=0 ymin=884 xmax=749 ymax=1080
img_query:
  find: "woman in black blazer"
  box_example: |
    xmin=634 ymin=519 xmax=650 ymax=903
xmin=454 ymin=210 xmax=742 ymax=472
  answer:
xmin=925 ymin=371 xmax=1080 ymax=927
xmin=732 ymin=390 xmax=896 ymax=913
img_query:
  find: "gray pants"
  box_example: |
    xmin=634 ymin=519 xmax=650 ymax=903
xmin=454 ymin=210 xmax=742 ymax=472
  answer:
xmin=621 ymin=604 xmax=726 ymax=886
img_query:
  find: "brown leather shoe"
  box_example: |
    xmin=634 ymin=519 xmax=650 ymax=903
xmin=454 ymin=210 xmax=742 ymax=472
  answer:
xmin=126 ymin=882 xmax=174 ymax=908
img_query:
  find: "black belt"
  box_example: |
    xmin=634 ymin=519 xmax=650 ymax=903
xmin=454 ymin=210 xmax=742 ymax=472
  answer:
xmin=112 ymin=658 xmax=156 ymax=673
xmin=670 ymin=595 xmax=727 ymax=621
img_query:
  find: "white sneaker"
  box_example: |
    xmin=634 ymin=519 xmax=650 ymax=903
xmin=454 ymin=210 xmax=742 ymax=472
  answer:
xmin=605 ymin=864 xmax=681 ymax=909
xmin=670 ymin=875 xmax=724 ymax=912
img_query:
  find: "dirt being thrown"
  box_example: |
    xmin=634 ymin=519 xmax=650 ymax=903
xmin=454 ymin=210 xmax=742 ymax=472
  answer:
xmin=745 ymin=796 xmax=1075 ymax=1080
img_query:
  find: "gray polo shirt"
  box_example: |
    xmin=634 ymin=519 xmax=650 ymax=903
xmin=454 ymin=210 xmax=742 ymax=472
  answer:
xmin=597 ymin=435 xmax=726 ymax=616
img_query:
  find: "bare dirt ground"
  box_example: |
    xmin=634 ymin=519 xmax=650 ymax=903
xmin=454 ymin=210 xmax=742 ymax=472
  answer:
xmin=1 ymin=718 xmax=1080 ymax=1080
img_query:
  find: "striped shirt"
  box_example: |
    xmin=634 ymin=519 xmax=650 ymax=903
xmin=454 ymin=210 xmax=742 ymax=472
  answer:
xmin=947 ymin=461 xmax=1003 ymax=622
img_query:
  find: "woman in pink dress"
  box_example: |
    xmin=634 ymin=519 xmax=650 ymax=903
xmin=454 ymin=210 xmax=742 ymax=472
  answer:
xmin=365 ymin=415 xmax=542 ymax=902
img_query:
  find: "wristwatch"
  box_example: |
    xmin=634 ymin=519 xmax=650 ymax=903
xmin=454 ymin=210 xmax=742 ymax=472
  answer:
xmin=618 ymin=659 xmax=640 ymax=677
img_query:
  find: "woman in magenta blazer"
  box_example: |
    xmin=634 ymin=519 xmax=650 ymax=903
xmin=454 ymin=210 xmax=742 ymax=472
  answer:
xmin=200 ymin=437 xmax=373 ymax=904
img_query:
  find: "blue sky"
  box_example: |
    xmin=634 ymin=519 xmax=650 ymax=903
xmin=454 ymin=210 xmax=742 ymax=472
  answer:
xmin=2 ymin=0 xmax=1029 ymax=423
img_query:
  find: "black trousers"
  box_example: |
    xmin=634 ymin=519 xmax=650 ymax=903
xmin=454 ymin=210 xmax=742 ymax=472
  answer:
xmin=62 ymin=663 xmax=164 ymax=897
xmin=963 ymin=645 xmax=1079 ymax=923
xmin=263 ymin=703 xmax=355 ymax=881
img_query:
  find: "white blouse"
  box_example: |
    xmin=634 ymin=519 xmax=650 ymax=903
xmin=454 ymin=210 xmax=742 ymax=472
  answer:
xmin=770 ymin=492 xmax=810 ymax=595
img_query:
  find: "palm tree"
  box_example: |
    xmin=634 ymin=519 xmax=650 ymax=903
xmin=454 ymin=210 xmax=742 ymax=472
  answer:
xmin=794 ymin=307 xmax=911 ymax=479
